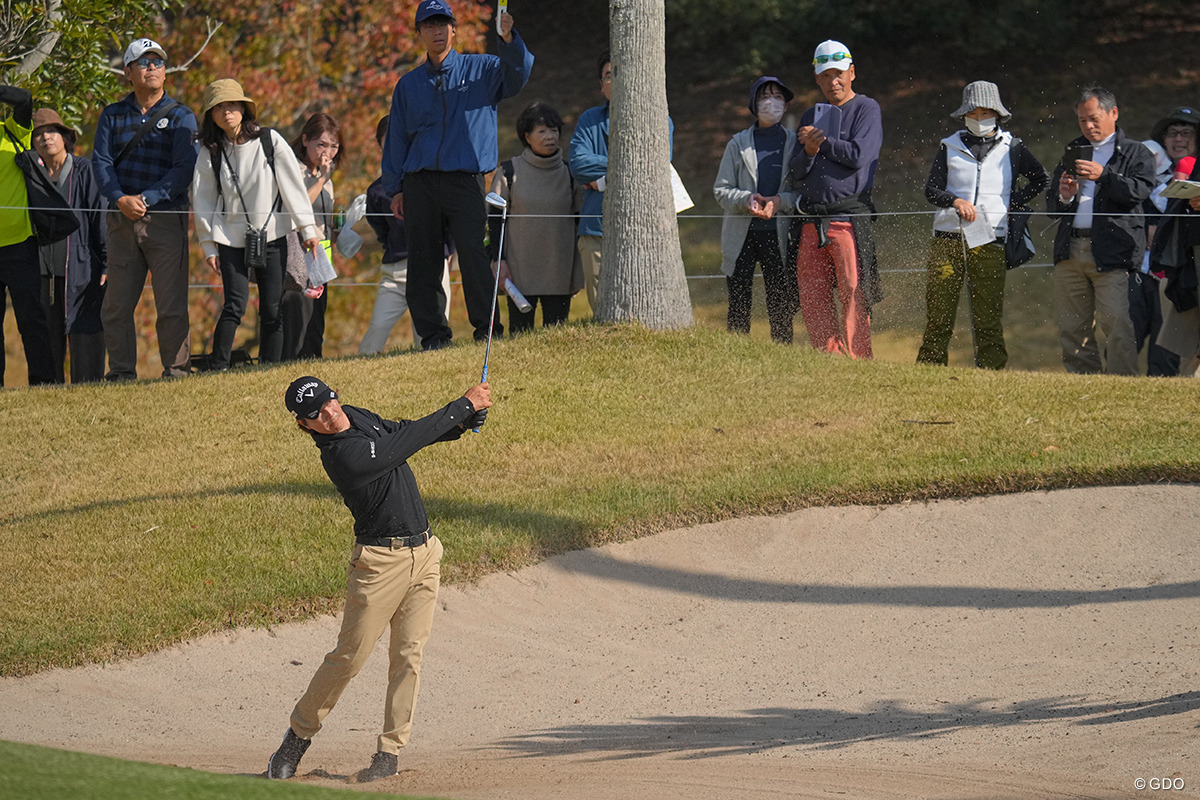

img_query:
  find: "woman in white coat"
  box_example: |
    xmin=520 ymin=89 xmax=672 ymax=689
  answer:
xmin=713 ymin=76 xmax=799 ymax=344
xmin=193 ymin=79 xmax=320 ymax=370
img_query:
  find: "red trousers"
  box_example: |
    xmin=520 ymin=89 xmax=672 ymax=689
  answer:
xmin=795 ymin=221 xmax=872 ymax=359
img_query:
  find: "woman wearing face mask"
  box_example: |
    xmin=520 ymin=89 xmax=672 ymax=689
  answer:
xmin=487 ymin=101 xmax=583 ymax=333
xmin=917 ymin=81 xmax=1048 ymax=369
xmin=713 ymin=77 xmax=800 ymax=343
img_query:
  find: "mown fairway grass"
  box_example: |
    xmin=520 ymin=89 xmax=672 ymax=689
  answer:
xmin=0 ymin=740 xmax=438 ymax=800
xmin=2 ymin=323 xmax=1198 ymax=679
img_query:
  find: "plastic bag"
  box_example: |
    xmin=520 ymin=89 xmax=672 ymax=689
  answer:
xmin=304 ymin=241 xmax=337 ymax=287
xmin=336 ymin=193 xmax=368 ymax=258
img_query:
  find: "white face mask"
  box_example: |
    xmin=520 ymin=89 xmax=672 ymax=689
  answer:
xmin=756 ymin=96 xmax=785 ymax=126
xmin=964 ymin=116 xmax=997 ymax=137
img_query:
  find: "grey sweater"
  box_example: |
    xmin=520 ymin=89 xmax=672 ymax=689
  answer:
xmin=488 ymin=148 xmax=583 ymax=296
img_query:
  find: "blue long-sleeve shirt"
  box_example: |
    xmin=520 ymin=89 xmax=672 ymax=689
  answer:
xmin=383 ymin=33 xmax=534 ymax=195
xmin=568 ymin=102 xmax=674 ymax=238
xmin=788 ymin=93 xmax=882 ymax=208
xmin=92 ymin=92 xmax=197 ymax=210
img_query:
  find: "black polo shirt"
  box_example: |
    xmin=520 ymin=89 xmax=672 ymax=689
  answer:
xmin=308 ymin=399 xmax=475 ymax=541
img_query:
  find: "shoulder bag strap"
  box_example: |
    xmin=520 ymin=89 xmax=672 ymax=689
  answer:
xmin=219 ymin=143 xmax=257 ymax=229
xmin=111 ymin=101 xmax=180 ymax=169
xmin=258 ymin=128 xmax=283 ymax=212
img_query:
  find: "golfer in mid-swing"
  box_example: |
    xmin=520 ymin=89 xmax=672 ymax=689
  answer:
xmin=269 ymin=375 xmax=492 ymax=783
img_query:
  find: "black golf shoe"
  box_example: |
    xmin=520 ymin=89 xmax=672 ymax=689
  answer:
xmin=266 ymin=728 xmax=311 ymax=779
xmin=357 ymin=750 xmax=398 ymax=782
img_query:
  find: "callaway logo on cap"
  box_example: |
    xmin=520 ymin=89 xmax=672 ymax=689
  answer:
xmin=285 ymin=376 xmax=337 ymax=419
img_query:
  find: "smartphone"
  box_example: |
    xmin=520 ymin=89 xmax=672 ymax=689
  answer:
xmin=1064 ymin=144 xmax=1094 ymax=176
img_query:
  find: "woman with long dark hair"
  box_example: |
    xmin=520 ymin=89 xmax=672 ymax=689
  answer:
xmin=192 ymin=79 xmax=320 ymax=370
xmin=281 ymin=112 xmax=343 ymax=360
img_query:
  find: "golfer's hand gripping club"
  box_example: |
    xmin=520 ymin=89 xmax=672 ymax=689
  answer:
xmin=464 ymin=382 xmax=493 ymax=433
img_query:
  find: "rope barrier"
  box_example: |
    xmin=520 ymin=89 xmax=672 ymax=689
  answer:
xmin=4 ymin=204 xmax=1199 ymax=220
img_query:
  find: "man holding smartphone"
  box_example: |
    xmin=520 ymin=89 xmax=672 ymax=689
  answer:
xmin=787 ymin=40 xmax=883 ymax=360
xmin=1048 ymin=86 xmax=1156 ymax=375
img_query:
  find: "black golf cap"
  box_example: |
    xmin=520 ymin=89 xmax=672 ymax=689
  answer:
xmin=286 ymin=376 xmax=337 ymax=420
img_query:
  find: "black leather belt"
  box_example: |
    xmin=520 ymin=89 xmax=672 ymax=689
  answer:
xmin=1070 ymin=227 xmax=1092 ymax=238
xmin=356 ymin=529 xmax=431 ymax=549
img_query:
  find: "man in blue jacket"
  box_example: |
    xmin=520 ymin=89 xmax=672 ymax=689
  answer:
xmin=383 ymin=0 xmax=534 ymax=350
xmin=569 ymin=50 xmax=673 ymax=312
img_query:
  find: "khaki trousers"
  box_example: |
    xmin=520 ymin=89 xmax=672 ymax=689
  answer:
xmin=101 ymin=211 xmax=191 ymax=379
xmin=291 ymin=536 xmax=443 ymax=755
xmin=1054 ymin=237 xmax=1138 ymax=375
xmin=577 ymin=234 xmax=602 ymax=312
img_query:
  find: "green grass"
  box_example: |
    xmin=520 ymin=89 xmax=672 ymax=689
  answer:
xmin=2 ymin=324 xmax=1197 ymax=678
xmin=0 ymin=740 xmax=440 ymax=799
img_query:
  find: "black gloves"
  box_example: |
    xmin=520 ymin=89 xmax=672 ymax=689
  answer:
xmin=469 ymin=408 xmax=488 ymax=429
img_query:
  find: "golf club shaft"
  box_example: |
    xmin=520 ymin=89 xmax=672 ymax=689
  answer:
xmin=475 ymin=205 xmax=507 ymax=431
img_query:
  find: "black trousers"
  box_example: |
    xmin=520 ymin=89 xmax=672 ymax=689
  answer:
xmin=0 ymin=236 xmax=55 ymax=386
xmin=41 ymin=274 xmax=105 ymax=383
xmin=403 ymin=170 xmax=501 ymax=349
xmin=1128 ymin=271 xmax=1180 ymax=377
xmin=507 ymin=294 xmax=571 ymax=334
xmin=726 ymin=228 xmax=798 ymax=344
xmin=281 ymin=285 xmax=326 ymax=361
xmin=211 ymin=238 xmax=286 ymax=369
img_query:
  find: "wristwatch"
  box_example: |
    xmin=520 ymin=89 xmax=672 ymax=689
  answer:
xmin=139 ymin=194 xmax=149 ymax=207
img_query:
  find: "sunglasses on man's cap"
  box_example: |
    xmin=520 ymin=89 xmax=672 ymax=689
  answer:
xmin=813 ymin=52 xmax=851 ymax=66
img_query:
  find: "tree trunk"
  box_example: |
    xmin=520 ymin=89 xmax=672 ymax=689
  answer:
xmin=15 ymin=0 xmax=62 ymax=77
xmin=597 ymin=0 xmax=693 ymax=329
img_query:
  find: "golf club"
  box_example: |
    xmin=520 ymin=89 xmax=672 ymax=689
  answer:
xmin=476 ymin=191 xmax=509 ymax=432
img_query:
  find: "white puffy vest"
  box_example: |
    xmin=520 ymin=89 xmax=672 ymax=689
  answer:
xmin=932 ymin=131 xmax=1013 ymax=238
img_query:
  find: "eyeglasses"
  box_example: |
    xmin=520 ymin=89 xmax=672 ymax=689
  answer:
xmin=134 ymin=57 xmax=165 ymax=70
xmin=813 ymin=52 xmax=851 ymax=66
xmin=600 ymin=72 xmax=613 ymax=84
xmin=1164 ymin=128 xmax=1197 ymax=140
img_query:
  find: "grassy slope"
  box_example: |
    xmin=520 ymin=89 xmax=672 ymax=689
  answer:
xmin=0 ymin=740 xmax=438 ymax=800
xmin=2 ymin=325 xmax=1198 ymax=678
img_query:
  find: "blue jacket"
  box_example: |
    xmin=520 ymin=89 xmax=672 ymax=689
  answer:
xmin=568 ymin=101 xmax=674 ymax=237
xmin=383 ymin=33 xmax=534 ymax=195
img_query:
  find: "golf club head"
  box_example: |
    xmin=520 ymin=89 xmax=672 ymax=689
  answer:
xmin=485 ymin=192 xmax=508 ymax=210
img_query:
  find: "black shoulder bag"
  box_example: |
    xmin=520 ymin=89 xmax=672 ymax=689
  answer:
xmin=1004 ymin=136 xmax=1037 ymax=269
xmin=6 ymin=127 xmax=80 ymax=244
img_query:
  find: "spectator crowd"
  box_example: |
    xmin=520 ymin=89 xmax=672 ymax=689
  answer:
xmin=3 ymin=6 xmax=1200 ymax=388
